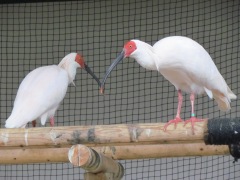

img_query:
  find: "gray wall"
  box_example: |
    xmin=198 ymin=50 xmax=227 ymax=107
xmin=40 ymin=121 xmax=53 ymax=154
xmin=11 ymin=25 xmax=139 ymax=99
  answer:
xmin=0 ymin=0 xmax=240 ymax=179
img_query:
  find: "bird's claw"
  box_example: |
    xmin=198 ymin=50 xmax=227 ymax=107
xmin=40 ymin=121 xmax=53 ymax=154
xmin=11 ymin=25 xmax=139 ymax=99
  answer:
xmin=184 ymin=117 xmax=204 ymax=134
xmin=163 ymin=117 xmax=183 ymax=131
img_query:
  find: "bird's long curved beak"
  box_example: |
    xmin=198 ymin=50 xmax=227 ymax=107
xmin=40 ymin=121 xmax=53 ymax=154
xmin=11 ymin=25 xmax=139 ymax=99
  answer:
xmin=84 ymin=63 xmax=101 ymax=87
xmin=100 ymin=50 xmax=125 ymax=94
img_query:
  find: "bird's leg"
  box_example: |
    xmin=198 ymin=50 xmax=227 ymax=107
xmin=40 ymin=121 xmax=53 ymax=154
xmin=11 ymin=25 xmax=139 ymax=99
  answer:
xmin=163 ymin=90 xmax=184 ymax=131
xmin=50 ymin=117 xmax=55 ymax=127
xmin=32 ymin=120 xmax=37 ymax=127
xmin=184 ymin=93 xmax=204 ymax=134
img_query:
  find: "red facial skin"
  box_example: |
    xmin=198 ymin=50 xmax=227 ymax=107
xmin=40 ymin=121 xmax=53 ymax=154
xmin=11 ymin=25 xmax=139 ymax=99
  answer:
xmin=123 ymin=41 xmax=137 ymax=57
xmin=75 ymin=54 xmax=85 ymax=68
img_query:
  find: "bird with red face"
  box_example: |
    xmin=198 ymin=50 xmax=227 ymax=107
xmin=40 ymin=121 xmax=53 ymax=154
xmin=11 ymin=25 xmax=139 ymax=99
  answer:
xmin=5 ymin=53 xmax=100 ymax=128
xmin=100 ymin=36 xmax=236 ymax=133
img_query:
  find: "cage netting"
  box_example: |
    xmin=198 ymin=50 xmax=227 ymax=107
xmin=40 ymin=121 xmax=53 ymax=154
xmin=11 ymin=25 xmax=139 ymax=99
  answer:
xmin=0 ymin=0 xmax=240 ymax=179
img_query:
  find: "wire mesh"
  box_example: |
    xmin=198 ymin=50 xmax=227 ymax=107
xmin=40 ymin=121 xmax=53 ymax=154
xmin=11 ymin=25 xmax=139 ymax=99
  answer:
xmin=0 ymin=0 xmax=240 ymax=179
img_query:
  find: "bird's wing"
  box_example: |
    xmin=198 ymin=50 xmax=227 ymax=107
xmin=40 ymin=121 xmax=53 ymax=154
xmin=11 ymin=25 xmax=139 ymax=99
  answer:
xmin=153 ymin=36 xmax=236 ymax=111
xmin=6 ymin=65 xmax=69 ymax=128
xmin=153 ymin=36 xmax=229 ymax=94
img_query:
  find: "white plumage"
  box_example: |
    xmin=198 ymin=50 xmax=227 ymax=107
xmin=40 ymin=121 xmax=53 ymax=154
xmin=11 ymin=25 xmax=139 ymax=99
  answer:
xmin=5 ymin=53 xmax=100 ymax=128
xmin=101 ymin=36 xmax=236 ymax=132
xmin=131 ymin=36 xmax=236 ymax=111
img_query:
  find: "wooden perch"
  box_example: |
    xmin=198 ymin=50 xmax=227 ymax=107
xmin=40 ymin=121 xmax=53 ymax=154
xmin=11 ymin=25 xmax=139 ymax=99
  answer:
xmin=0 ymin=121 xmax=207 ymax=149
xmin=0 ymin=119 xmax=236 ymax=165
xmin=68 ymin=144 xmax=124 ymax=180
xmin=84 ymin=172 xmax=118 ymax=180
xmin=0 ymin=143 xmax=229 ymax=164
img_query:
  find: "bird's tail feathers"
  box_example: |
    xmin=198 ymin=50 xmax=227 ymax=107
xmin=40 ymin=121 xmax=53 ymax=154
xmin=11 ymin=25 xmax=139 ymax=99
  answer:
xmin=213 ymin=90 xmax=234 ymax=111
xmin=213 ymin=94 xmax=230 ymax=111
xmin=227 ymin=87 xmax=237 ymax=100
xmin=5 ymin=114 xmax=27 ymax=128
xmin=5 ymin=117 xmax=17 ymax=128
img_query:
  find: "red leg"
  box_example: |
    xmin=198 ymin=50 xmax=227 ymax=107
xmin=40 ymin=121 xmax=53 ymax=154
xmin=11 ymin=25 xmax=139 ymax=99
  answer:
xmin=32 ymin=120 xmax=36 ymax=127
xmin=163 ymin=90 xmax=184 ymax=131
xmin=184 ymin=93 xmax=204 ymax=134
xmin=50 ymin=117 xmax=54 ymax=127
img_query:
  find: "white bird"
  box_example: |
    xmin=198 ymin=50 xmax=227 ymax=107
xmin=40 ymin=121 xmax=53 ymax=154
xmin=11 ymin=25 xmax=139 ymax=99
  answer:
xmin=5 ymin=53 xmax=100 ymax=128
xmin=100 ymin=36 xmax=237 ymax=133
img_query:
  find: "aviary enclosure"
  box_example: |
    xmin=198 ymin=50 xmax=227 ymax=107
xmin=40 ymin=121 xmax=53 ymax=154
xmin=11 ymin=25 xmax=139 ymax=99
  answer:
xmin=0 ymin=0 xmax=240 ymax=179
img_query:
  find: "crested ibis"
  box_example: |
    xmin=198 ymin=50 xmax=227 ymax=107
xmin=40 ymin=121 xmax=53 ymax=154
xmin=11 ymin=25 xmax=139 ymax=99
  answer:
xmin=100 ymin=36 xmax=236 ymax=133
xmin=5 ymin=53 xmax=100 ymax=128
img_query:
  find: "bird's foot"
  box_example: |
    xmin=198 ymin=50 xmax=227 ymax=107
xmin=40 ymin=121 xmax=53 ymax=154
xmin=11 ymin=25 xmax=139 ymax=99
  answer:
xmin=32 ymin=120 xmax=36 ymax=127
xmin=163 ymin=117 xmax=183 ymax=131
xmin=50 ymin=117 xmax=54 ymax=127
xmin=184 ymin=116 xmax=204 ymax=134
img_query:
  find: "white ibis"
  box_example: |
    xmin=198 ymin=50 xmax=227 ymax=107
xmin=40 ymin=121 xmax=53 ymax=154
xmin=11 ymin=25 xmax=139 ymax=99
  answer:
xmin=100 ymin=36 xmax=237 ymax=133
xmin=5 ymin=53 xmax=100 ymax=128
